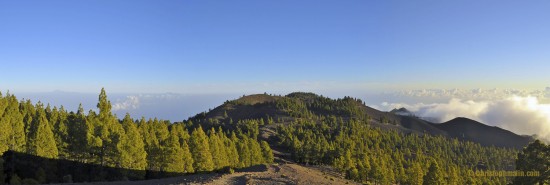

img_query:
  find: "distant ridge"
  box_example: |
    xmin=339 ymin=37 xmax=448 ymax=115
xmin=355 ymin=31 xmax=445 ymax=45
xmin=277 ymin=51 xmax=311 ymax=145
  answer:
xmin=188 ymin=93 xmax=533 ymax=149
xmin=435 ymin=117 xmax=533 ymax=148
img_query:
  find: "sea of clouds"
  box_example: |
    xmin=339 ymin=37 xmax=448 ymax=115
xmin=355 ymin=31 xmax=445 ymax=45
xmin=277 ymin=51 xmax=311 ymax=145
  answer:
xmin=375 ymin=88 xmax=550 ymax=142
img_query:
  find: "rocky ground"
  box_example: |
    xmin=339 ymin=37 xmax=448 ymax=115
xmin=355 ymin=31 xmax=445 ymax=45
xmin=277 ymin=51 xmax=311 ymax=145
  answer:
xmin=206 ymin=163 xmax=358 ymax=185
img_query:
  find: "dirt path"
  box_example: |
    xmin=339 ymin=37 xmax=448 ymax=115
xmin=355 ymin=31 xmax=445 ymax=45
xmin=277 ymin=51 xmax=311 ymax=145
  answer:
xmin=55 ymin=163 xmax=358 ymax=185
xmin=206 ymin=163 xmax=358 ymax=185
xmin=203 ymin=123 xmax=359 ymax=185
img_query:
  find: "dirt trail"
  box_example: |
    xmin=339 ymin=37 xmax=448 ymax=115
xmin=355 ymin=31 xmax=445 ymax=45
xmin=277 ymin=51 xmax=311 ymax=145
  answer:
xmin=204 ymin=124 xmax=358 ymax=185
xmin=55 ymin=163 xmax=357 ymax=185
xmin=205 ymin=124 xmax=358 ymax=185
xmin=206 ymin=163 xmax=358 ymax=185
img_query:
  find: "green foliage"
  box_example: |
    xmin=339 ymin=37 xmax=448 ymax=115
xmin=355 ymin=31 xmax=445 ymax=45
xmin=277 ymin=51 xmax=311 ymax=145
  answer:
xmin=169 ymin=124 xmax=195 ymax=173
xmin=27 ymin=103 xmax=58 ymax=158
xmin=190 ymin=125 xmax=214 ymax=172
xmin=180 ymin=139 xmax=195 ymax=173
xmin=248 ymin=137 xmax=263 ymax=165
xmin=119 ymin=113 xmax=147 ymax=179
xmin=49 ymin=106 xmax=70 ymax=158
xmin=423 ymin=161 xmax=444 ymax=185
xmin=161 ymin=129 xmax=186 ymax=173
xmin=94 ymin=88 xmax=126 ymax=168
xmin=66 ymin=104 xmax=89 ymax=162
xmin=227 ymin=132 xmax=241 ymax=168
xmin=0 ymin=92 xmax=7 ymax=155
xmin=208 ymin=128 xmax=226 ymax=170
xmin=406 ymin=162 xmax=423 ymax=185
xmin=6 ymin=95 xmax=26 ymax=152
xmin=513 ymin=140 xmax=550 ymax=185
xmin=0 ymin=114 xmax=10 ymax=155
xmin=277 ymin=118 xmax=518 ymax=184
xmin=0 ymin=89 xmax=271 ymax=183
xmin=260 ymin=141 xmax=274 ymax=164
xmin=236 ymin=136 xmax=251 ymax=167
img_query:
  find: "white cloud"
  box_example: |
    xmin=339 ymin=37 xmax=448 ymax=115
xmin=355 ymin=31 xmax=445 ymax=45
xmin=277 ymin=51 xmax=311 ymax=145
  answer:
xmin=391 ymin=88 xmax=550 ymax=103
xmin=479 ymin=96 xmax=550 ymax=141
xmin=112 ymin=95 xmax=140 ymax=111
xmin=379 ymin=96 xmax=550 ymax=142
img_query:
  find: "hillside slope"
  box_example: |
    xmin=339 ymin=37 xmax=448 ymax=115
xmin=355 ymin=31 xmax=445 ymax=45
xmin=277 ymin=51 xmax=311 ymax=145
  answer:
xmin=435 ymin=117 xmax=533 ymax=148
xmin=189 ymin=92 xmax=532 ymax=149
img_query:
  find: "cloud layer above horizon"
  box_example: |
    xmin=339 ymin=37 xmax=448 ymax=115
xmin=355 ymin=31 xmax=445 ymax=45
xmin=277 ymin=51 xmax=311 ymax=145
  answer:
xmin=377 ymin=88 xmax=550 ymax=142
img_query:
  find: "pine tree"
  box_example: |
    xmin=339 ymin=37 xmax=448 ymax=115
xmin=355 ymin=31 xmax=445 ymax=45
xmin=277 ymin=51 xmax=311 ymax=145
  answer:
xmin=170 ymin=124 xmax=194 ymax=173
xmin=21 ymin=99 xmax=35 ymax=137
xmin=237 ymin=136 xmax=251 ymax=167
xmin=0 ymin=111 xmax=11 ymax=155
xmin=140 ymin=118 xmax=161 ymax=171
xmin=447 ymin=165 xmax=460 ymax=185
xmin=189 ymin=125 xmax=214 ymax=172
xmin=161 ymin=129 xmax=186 ymax=173
xmin=119 ymin=113 xmax=147 ymax=175
xmin=153 ymin=118 xmax=169 ymax=144
xmin=0 ymin=93 xmax=8 ymax=154
xmin=406 ymin=162 xmax=424 ymax=185
xmin=423 ymin=161 xmax=444 ymax=185
xmin=395 ymin=158 xmax=406 ymax=184
xmin=227 ymin=132 xmax=241 ymax=168
xmin=249 ymin=138 xmax=263 ymax=165
xmin=6 ymin=95 xmax=26 ymax=152
xmin=215 ymin=127 xmax=229 ymax=168
xmin=181 ymin=139 xmax=195 ymax=173
xmin=208 ymin=128 xmax=223 ymax=170
xmin=95 ymin=88 xmax=125 ymax=168
xmin=513 ymin=140 xmax=550 ymax=185
xmin=27 ymin=102 xmax=58 ymax=159
xmin=260 ymin=141 xmax=274 ymax=163
xmin=67 ymin=104 xmax=89 ymax=162
xmin=51 ymin=106 xmax=70 ymax=158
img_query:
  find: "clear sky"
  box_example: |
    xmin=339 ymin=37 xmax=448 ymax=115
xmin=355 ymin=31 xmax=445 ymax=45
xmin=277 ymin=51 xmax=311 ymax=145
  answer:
xmin=1 ymin=0 xmax=549 ymax=94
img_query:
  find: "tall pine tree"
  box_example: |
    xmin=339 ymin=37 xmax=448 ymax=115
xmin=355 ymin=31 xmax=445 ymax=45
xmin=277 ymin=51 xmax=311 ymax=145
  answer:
xmin=161 ymin=129 xmax=186 ymax=173
xmin=208 ymin=128 xmax=228 ymax=170
xmin=27 ymin=102 xmax=58 ymax=158
xmin=94 ymin=88 xmax=125 ymax=168
xmin=119 ymin=113 xmax=147 ymax=173
xmin=0 ymin=93 xmax=10 ymax=154
xmin=189 ymin=125 xmax=214 ymax=172
xmin=260 ymin=141 xmax=274 ymax=164
xmin=423 ymin=161 xmax=444 ymax=185
xmin=6 ymin=94 xmax=26 ymax=152
xmin=406 ymin=162 xmax=424 ymax=185
xmin=181 ymin=138 xmax=195 ymax=173
xmin=226 ymin=132 xmax=241 ymax=168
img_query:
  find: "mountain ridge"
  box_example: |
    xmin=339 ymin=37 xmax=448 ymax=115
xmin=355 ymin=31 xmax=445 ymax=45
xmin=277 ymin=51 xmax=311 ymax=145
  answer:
xmin=188 ymin=92 xmax=533 ymax=149
xmin=435 ymin=117 xmax=533 ymax=148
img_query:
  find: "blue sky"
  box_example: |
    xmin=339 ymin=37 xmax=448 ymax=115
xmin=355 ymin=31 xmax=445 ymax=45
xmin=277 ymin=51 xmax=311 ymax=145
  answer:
xmin=1 ymin=1 xmax=550 ymax=138
xmin=2 ymin=0 xmax=548 ymax=94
